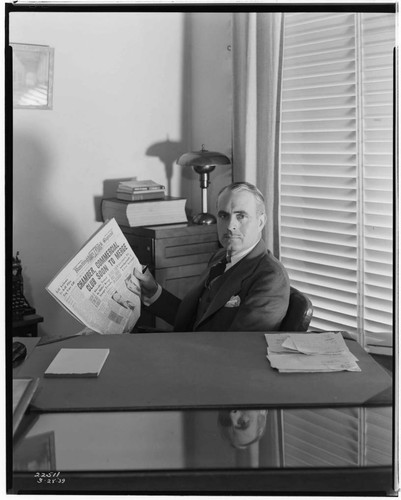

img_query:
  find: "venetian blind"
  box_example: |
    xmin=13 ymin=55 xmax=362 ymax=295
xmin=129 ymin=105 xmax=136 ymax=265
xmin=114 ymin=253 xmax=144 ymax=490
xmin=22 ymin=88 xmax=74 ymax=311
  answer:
xmin=360 ymin=13 xmax=394 ymax=345
xmin=281 ymin=407 xmax=392 ymax=467
xmin=279 ymin=12 xmax=395 ymax=346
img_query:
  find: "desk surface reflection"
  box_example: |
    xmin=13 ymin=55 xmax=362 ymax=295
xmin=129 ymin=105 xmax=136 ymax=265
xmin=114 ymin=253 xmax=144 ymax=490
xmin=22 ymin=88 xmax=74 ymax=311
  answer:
xmin=14 ymin=405 xmax=392 ymax=472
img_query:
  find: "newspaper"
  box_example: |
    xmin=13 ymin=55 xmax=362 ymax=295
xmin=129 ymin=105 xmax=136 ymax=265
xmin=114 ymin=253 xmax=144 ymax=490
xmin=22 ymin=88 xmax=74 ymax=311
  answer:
xmin=46 ymin=218 xmax=142 ymax=334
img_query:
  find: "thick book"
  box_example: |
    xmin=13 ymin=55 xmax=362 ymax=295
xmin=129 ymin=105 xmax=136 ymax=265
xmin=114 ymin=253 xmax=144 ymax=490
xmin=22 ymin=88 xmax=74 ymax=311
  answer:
xmin=101 ymin=197 xmax=188 ymax=227
xmin=44 ymin=348 xmax=110 ymax=378
xmin=117 ymin=179 xmax=165 ymax=192
xmin=13 ymin=378 xmax=40 ymax=435
xmin=116 ymin=190 xmax=165 ymax=201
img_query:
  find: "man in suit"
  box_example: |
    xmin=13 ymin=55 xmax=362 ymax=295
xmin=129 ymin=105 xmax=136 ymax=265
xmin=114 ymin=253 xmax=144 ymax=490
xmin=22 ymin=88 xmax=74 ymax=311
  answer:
xmin=134 ymin=181 xmax=290 ymax=331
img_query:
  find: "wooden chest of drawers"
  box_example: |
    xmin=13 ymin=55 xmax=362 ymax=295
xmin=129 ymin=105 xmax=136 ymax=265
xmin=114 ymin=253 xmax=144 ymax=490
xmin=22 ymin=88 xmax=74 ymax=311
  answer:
xmin=122 ymin=223 xmax=220 ymax=328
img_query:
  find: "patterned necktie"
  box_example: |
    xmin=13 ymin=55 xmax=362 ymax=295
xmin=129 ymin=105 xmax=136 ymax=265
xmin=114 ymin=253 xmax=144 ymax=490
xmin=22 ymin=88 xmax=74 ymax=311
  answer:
xmin=205 ymin=255 xmax=229 ymax=288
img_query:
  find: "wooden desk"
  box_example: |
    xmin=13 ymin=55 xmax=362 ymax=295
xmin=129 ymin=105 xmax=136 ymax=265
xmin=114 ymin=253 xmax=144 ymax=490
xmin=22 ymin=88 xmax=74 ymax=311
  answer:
xmin=11 ymin=331 xmax=394 ymax=495
xmin=16 ymin=331 xmax=392 ymax=412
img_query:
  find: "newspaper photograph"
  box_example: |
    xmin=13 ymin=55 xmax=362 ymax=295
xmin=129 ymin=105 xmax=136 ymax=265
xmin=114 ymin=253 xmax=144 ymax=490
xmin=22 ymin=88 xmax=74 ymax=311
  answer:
xmin=46 ymin=218 xmax=142 ymax=334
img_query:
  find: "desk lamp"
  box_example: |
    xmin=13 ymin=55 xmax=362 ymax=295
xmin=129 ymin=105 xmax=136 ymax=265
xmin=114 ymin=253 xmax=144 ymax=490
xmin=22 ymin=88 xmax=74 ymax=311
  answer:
xmin=177 ymin=145 xmax=231 ymax=225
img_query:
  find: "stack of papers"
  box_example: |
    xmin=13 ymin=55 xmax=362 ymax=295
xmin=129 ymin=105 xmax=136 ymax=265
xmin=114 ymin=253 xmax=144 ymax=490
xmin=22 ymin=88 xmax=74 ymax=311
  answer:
xmin=265 ymin=332 xmax=361 ymax=373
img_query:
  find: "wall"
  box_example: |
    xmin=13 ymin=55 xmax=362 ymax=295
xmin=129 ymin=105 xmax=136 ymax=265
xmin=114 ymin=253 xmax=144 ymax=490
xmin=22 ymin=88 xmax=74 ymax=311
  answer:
xmin=10 ymin=11 xmax=232 ymax=338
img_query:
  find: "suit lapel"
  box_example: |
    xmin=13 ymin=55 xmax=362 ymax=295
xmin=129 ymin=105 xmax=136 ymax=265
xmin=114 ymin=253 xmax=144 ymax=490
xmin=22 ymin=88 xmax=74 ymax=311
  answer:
xmin=193 ymin=241 xmax=266 ymax=330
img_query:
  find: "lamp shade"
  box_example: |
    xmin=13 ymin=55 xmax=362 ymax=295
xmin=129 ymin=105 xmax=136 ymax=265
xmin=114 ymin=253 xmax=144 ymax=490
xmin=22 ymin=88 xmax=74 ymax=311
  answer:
xmin=177 ymin=146 xmax=230 ymax=168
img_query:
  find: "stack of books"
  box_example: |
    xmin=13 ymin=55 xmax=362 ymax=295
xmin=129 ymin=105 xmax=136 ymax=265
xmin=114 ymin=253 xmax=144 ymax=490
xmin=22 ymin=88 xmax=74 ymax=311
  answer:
xmin=101 ymin=196 xmax=188 ymax=227
xmin=101 ymin=179 xmax=188 ymax=227
xmin=116 ymin=179 xmax=166 ymax=201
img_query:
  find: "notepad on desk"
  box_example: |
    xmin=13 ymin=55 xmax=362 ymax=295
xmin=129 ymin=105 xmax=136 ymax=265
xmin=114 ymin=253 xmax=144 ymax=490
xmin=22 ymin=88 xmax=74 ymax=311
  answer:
xmin=265 ymin=332 xmax=361 ymax=373
xmin=44 ymin=348 xmax=110 ymax=378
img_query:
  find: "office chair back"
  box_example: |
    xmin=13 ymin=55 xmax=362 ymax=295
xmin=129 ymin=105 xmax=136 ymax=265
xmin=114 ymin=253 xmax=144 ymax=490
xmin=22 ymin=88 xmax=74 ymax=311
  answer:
xmin=279 ymin=286 xmax=313 ymax=332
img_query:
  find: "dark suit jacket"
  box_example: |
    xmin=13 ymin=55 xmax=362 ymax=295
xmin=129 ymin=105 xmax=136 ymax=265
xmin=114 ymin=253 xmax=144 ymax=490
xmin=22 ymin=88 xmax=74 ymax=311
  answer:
xmin=147 ymin=240 xmax=290 ymax=332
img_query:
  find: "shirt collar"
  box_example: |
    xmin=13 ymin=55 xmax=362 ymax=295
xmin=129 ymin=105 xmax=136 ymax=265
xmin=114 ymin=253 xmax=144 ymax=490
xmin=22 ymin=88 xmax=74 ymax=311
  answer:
xmin=226 ymin=238 xmax=260 ymax=268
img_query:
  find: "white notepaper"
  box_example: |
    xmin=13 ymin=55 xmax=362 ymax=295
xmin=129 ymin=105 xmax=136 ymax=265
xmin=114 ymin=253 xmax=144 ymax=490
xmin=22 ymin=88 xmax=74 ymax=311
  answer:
xmin=282 ymin=332 xmax=349 ymax=355
xmin=263 ymin=333 xmax=291 ymax=353
xmin=266 ymin=352 xmax=361 ymax=373
xmin=44 ymin=348 xmax=110 ymax=378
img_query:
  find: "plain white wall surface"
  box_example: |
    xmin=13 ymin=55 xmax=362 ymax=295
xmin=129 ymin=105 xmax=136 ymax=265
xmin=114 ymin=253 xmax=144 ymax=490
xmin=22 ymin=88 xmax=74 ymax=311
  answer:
xmin=10 ymin=11 xmax=232 ymax=337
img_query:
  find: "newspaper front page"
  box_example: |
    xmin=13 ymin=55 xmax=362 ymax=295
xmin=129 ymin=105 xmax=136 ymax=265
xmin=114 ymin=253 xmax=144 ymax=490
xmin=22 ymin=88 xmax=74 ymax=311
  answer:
xmin=47 ymin=218 xmax=142 ymax=334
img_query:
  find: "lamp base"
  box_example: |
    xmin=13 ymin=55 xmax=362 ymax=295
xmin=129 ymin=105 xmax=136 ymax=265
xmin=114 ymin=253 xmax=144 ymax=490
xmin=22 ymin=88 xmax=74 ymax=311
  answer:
xmin=192 ymin=212 xmax=216 ymax=225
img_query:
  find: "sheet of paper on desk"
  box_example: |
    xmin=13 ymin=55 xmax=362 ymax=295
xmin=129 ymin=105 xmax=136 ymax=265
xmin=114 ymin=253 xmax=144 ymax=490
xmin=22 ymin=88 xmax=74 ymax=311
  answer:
xmin=44 ymin=348 xmax=110 ymax=377
xmin=282 ymin=332 xmax=350 ymax=355
xmin=267 ymin=352 xmax=361 ymax=372
xmin=265 ymin=332 xmax=361 ymax=372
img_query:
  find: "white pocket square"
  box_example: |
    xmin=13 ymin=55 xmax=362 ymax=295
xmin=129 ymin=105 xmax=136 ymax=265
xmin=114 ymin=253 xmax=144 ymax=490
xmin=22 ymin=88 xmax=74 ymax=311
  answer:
xmin=224 ymin=295 xmax=241 ymax=308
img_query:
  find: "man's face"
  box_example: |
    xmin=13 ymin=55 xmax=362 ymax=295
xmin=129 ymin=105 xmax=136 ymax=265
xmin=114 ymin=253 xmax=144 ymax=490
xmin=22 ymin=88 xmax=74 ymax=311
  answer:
xmin=217 ymin=189 xmax=266 ymax=256
xmin=227 ymin=410 xmax=267 ymax=448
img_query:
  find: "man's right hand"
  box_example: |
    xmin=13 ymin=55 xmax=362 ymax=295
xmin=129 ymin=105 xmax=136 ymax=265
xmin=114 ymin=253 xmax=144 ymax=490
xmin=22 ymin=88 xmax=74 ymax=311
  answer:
xmin=133 ymin=266 xmax=159 ymax=299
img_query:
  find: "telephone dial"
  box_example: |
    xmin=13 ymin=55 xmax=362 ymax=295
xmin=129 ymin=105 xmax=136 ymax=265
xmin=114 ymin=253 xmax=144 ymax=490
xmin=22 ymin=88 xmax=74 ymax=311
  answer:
xmin=12 ymin=252 xmax=36 ymax=320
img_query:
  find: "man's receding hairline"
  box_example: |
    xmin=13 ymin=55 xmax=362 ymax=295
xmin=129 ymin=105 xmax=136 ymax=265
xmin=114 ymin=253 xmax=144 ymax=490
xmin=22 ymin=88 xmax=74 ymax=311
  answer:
xmin=217 ymin=182 xmax=266 ymax=215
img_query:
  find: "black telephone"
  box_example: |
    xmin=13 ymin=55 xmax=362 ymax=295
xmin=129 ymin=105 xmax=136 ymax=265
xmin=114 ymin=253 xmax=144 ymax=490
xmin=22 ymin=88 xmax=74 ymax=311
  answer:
xmin=12 ymin=252 xmax=36 ymax=320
